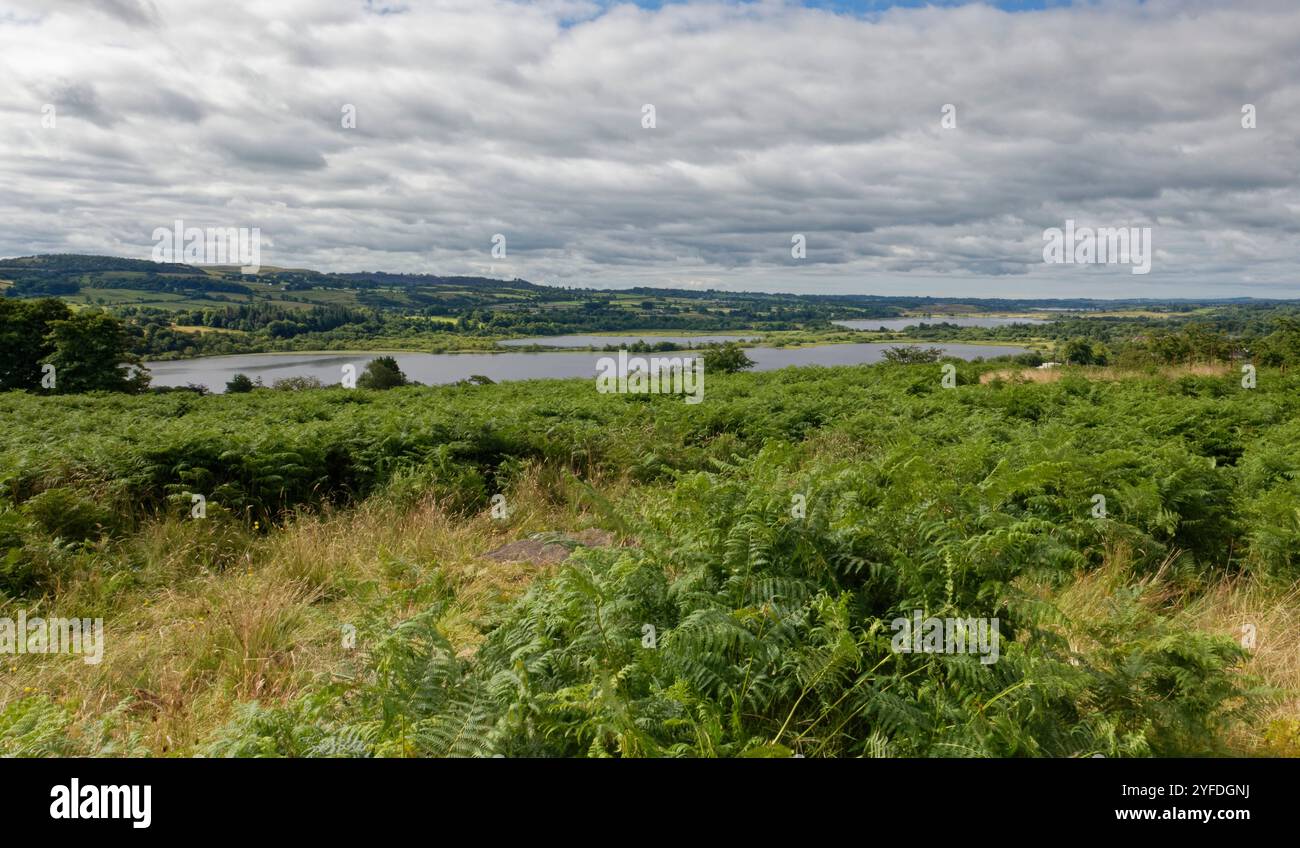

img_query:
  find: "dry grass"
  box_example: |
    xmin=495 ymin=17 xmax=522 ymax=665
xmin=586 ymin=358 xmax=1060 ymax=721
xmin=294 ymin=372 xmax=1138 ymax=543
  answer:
xmin=1183 ymin=576 xmax=1300 ymax=755
xmin=0 ymin=464 xmax=625 ymax=755
xmin=980 ymin=367 xmax=1067 ymax=385
xmin=980 ymin=362 xmax=1234 ymax=385
xmin=1047 ymin=541 xmax=1300 ymax=756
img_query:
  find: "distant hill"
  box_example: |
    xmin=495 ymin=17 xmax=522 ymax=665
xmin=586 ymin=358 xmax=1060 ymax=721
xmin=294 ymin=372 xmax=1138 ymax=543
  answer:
xmin=0 ymin=254 xmax=198 ymax=274
xmin=0 ymin=254 xmax=540 ymax=300
xmin=2 ymin=253 xmax=1294 ymax=314
xmin=330 ymin=271 xmax=544 ymax=291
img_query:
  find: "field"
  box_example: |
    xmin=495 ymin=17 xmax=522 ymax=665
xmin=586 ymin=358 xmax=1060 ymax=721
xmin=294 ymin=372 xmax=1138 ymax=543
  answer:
xmin=2 ymin=358 xmax=1298 ymax=756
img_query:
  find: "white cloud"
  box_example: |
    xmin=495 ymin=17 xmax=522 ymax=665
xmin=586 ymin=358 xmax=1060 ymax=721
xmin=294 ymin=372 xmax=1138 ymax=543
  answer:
xmin=2 ymin=0 xmax=1298 ymax=297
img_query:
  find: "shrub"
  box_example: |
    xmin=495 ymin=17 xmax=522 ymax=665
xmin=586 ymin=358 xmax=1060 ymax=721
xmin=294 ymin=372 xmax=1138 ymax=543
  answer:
xmin=882 ymin=345 xmax=945 ymax=364
xmin=356 ymin=356 xmax=407 ymax=390
xmin=701 ymin=342 xmax=755 ymax=374
xmin=226 ymin=373 xmax=256 ymax=393
xmin=272 ymin=376 xmax=323 ymax=391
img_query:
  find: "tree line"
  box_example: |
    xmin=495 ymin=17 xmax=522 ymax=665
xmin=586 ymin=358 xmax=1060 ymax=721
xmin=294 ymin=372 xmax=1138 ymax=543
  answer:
xmin=0 ymin=299 xmax=147 ymax=393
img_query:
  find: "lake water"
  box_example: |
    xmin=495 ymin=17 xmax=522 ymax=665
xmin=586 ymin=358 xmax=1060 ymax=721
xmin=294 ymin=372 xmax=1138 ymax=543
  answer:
xmin=497 ymin=333 xmax=759 ymax=348
xmin=145 ymin=342 xmax=1030 ymax=393
xmin=834 ymin=316 xmax=1051 ymax=331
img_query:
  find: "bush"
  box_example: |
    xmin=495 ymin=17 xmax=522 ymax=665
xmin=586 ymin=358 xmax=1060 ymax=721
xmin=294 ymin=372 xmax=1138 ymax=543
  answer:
xmin=226 ymin=373 xmax=256 ymax=393
xmin=882 ymin=345 xmax=945 ymax=364
xmin=1012 ymin=351 xmax=1045 ymax=367
xmin=701 ymin=342 xmax=755 ymax=374
xmin=1060 ymin=337 xmax=1109 ymax=366
xmin=272 ymin=376 xmax=323 ymax=391
xmin=356 ymin=356 xmax=407 ymax=390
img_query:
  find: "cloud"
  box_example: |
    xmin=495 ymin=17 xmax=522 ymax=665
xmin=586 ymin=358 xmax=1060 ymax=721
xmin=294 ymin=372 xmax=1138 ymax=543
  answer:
xmin=1 ymin=0 xmax=1298 ymax=297
xmin=85 ymin=0 xmax=159 ymax=27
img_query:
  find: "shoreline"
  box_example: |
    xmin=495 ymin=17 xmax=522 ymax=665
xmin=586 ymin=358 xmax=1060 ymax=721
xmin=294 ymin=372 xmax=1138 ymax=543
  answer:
xmin=143 ymin=330 xmax=1049 ymax=363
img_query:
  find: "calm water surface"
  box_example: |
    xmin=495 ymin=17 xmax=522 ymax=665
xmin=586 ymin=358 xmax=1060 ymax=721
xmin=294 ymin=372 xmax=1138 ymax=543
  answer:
xmin=145 ymin=342 xmax=1030 ymax=393
xmin=497 ymin=333 xmax=759 ymax=348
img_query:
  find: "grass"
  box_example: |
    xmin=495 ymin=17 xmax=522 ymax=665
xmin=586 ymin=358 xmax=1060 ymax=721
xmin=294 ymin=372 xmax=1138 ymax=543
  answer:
xmin=1184 ymin=576 xmax=1300 ymax=755
xmin=980 ymin=363 xmax=1236 ymax=384
xmin=1 ymin=464 xmax=619 ymax=755
xmin=1046 ymin=543 xmax=1295 ymax=754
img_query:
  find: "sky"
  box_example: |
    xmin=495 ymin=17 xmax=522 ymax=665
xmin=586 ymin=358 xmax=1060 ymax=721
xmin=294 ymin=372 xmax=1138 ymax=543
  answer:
xmin=1 ymin=0 xmax=1298 ymax=298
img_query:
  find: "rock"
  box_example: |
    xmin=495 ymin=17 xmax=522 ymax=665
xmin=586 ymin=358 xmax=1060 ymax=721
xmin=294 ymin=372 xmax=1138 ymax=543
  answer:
xmin=481 ymin=529 xmax=618 ymax=566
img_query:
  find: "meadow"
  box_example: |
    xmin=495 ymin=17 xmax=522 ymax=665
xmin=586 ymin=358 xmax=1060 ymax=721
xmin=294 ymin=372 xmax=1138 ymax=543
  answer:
xmin=1 ymin=358 xmax=1298 ymax=756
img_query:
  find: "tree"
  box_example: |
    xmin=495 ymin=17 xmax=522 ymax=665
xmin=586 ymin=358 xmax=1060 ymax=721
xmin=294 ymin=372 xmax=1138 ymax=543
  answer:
xmin=356 ymin=356 xmax=407 ymax=390
xmin=266 ymin=319 xmax=301 ymax=339
xmin=701 ymin=342 xmax=755 ymax=374
xmin=1182 ymin=323 xmax=1231 ymax=363
xmin=0 ymin=298 xmax=72 ymax=391
xmin=42 ymin=310 xmax=148 ymax=393
xmin=882 ymin=345 xmax=945 ymax=365
xmin=1061 ymin=337 xmax=1108 ymax=366
xmin=226 ymin=373 xmax=256 ymax=393
xmin=1256 ymin=317 xmax=1300 ymax=370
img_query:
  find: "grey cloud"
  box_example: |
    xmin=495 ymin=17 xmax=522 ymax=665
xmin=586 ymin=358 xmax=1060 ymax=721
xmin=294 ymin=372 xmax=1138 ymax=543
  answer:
xmin=84 ymin=0 xmax=158 ymax=27
xmin=2 ymin=0 xmax=1300 ymax=297
xmin=41 ymin=80 xmax=117 ymax=128
xmin=212 ymin=127 xmax=331 ymax=172
xmin=132 ymin=87 xmax=207 ymax=123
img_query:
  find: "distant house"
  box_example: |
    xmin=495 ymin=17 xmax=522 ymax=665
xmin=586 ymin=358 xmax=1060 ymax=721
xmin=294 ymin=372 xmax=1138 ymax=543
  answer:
xmin=1037 ymin=361 xmax=1061 ymax=369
